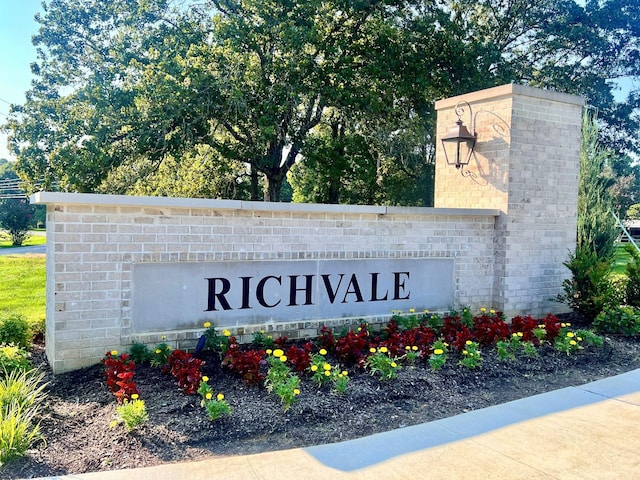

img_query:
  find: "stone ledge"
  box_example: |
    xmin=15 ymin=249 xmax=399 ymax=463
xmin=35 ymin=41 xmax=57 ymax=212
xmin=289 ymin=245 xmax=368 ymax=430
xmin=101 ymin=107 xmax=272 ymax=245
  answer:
xmin=32 ymin=192 xmax=500 ymax=218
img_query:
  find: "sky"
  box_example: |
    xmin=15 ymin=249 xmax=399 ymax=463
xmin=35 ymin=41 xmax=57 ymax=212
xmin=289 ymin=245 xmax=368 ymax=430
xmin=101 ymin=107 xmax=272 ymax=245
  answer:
xmin=0 ymin=1 xmax=637 ymax=163
xmin=0 ymin=0 xmax=42 ymax=161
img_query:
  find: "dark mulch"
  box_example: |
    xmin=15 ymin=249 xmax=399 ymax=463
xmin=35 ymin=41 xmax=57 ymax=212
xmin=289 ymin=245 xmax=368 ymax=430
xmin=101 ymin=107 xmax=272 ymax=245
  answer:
xmin=3 ymin=313 xmax=640 ymax=479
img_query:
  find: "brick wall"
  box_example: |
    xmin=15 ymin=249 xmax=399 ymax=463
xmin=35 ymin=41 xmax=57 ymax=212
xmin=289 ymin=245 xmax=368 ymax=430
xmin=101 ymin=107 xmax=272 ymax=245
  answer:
xmin=37 ymin=195 xmax=498 ymax=373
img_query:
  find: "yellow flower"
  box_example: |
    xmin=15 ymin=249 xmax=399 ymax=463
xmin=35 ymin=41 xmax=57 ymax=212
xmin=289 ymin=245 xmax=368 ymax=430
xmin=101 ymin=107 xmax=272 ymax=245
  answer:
xmin=512 ymin=333 xmax=518 ymax=338
xmin=398 ymin=310 xmax=403 ymax=314
xmin=391 ymin=362 xmax=397 ymax=368
xmin=324 ymin=371 xmax=331 ymax=376
xmin=357 ymin=327 xmax=362 ymax=332
xmin=323 ymin=363 xmax=332 ymax=371
xmin=566 ymin=323 xmax=571 ymax=327
xmin=490 ymin=309 xmax=496 ymax=314
xmin=131 ymin=393 xmax=139 ymax=400
xmin=561 ymin=323 xmax=566 ymax=328
xmin=462 ymin=350 xmax=468 ymax=355
xmin=279 ymin=355 xmax=288 ymax=362
xmin=577 ymin=337 xmax=583 ymax=342
xmin=391 ymin=310 xmax=396 ymax=314
xmin=205 ymin=392 xmax=213 ymax=400
xmin=273 ymin=349 xmax=284 ymax=358
xmin=424 ymin=309 xmax=429 ymax=314
xmin=369 ymin=348 xmax=376 ymax=353
xmin=517 ymin=332 xmax=523 ymax=337
xmin=405 ymin=346 xmax=411 ymax=351
xmin=155 ymin=349 xmax=161 ymax=354
xmin=223 ymin=329 xmax=231 ymax=337
xmin=294 ymin=389 xmax=300 ymax=395
xmin=567 ymin=332 xmax=575 ymax=338
xmin=409 ymin=308 xmax=415 ymax=313
xmin=111 ymin=350 xmax=118 ymax=356
xmin=341 ymin=371 xmax=348 ymax=376
xmin=538 ymin=325 xmax=545 ymax=329
xmin=319 ymin=349 xmax=327 ymax=356
xmin=266 ymin=349 xmax=273 ymax=355
xmin=203 ymin=322 xmax=211 ymax=328
xmin=412 ymin=346 xmax=418 ymax=351
xmin=217 ymin=393 xmax=224 ymax=401
xmin=480 ymin=307 xmax=486 ymax=313
xmin=161 ymin=335 xmax=166 ymax=341
xmin=311 ymin=365 xmax=318 ymax=372
xmin=260 ymin=330 xmax=265 ymax=334
xmin=379 ymin=346 xmax=388 ymax=353
xmin=465 ymin=340 xmax=473 ymax=346
xmin=433 ymin=348 xmax=444 ymax=355
xmin=570 ymin=340 xmax=577 ymax=346
xmin=202 ymin=376 xmax=209 ymax=382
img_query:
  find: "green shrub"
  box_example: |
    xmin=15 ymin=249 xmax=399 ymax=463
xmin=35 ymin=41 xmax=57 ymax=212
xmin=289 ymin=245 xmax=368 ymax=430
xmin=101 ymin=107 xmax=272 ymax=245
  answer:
xmin=557 ymin=246 xmax=614 ymax=322
xmin=593 ymin=306 xmax=640 ymax=336
xmin=624 ymin=245 xmax=640 ymax=307
xmin=128 ymin=343 xmax=151 ymax=364
xmin=0 ymin=369 xmax=47 ymax=465
xmin=0 ymin=344 xmax=32 ymax=375
xmin=0 ymin=315 xmax=31 ymax=349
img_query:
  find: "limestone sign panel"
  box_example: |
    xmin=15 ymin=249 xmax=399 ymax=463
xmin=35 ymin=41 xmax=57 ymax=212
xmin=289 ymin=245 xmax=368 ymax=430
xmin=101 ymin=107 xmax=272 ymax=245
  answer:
xmin=131 ymin=258 xmax=454 ymax=332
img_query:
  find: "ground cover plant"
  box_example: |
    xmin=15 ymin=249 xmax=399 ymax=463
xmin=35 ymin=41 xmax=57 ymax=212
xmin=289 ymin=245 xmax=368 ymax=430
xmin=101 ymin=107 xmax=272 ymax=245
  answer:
xmin=3 ymin=309 xmax=640 ymax=479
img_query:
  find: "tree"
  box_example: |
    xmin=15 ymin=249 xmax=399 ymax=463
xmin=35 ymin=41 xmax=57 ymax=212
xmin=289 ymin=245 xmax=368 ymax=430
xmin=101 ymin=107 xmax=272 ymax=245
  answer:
xmin=577 ymin=110 xmax=618 ymax=261
xmin=0 ymin=199 xmax=34 ymax=246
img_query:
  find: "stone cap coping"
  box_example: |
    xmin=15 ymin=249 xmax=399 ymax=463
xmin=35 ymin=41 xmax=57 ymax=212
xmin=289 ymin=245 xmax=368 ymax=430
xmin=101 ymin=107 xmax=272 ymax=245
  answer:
xmin=31 ymin=192 xmax=500 ymax=217
xmin=435 ymin=83 xmax=585 ymax=110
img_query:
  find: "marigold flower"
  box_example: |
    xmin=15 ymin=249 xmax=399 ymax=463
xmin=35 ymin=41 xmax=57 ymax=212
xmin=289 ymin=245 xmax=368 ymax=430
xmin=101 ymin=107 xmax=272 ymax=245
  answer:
xmin=369 ymin=348 xmax=376 ymax=353
xmin=131 ymin=394 xmax=139 ymax=400
xmin=433 ymin=349 xmax=444 ymax=355
xmin=567 ymin=332 xmax=575 ymax=338
xmin=379 ymin=346 xmax=388 ymax=353
xmin=161 ymin=335 xmax=166 ymax=341
xmin=202 ymin=376 xmax=209 ymax=382
xmin=577 ymin=337 xmax=583 ymax=342
xmin=294 ymin=389 xmax=300 ymax=395
xmin=391 ymin=310 xmax=396 ymax=314
xmin=223 ymin=329 xmax=231 ymax=337
xmin=206 ymin=392 xmax=213 ymax=400
xmin=203 ymin=322 xmax=211 ymax=328
xmin=405 ymin=346 xmax=411 ymax=351
xmin=324 ymin=371 xmax=331 ymax=376
xmin=490 ymin=309 xmax=496 ymax=314
xmin=570 ymin=340 xmax=577 ymax=346
xmin=273 ymin=349 xmax=284 ymax=358
xmin=323 ymin=363 xmax=331 ymax=371
xmin=412 ymin=346 xmax=418 ymax=351
xmin=566 ymin=323 xmax=571 ymax=327
xmin=409 ymin=308 xmax=415 ymax=313
xmin=266 ymin=349 xmax=272 ymax=355
xmin=424 ymin=309 xmax=429 ymax=314
xmin=391 ymin=362 xmax=397 ymax=368
xmin=561 ymin=323 xmax=566 ymax=328
xmin=512 ymin=333 xmax=518 ymax=338
xmin=319 ymin=349 xmax=327 ymax=356
xmin=217 ymin=393 xmax=224 ymax=401
xmin=311 ymin=365 xmax=318 ymax=372
xmin=357 ymin=327 xmax=362 ymax=332
xmin=465 ymin=340 xmax=473 ymax=346
xmin=398 ymin=310 xmax=403 ymax=314
xmin=480 ymin=307 xmax=486 ymax=313
xmin=462 ymin=350 xmax=468 ymax=355
xmin=517 ymin=332 xmax=523 ymax=337
xmin=155 ymin=349 xmax=161 ymax=354
xmin=280 ymin=355 xmax=288 ymax=362
xmin=111 ymin=350 xmax=118 ymax=356
xmin=342 ymin=371 xmax=348 ymax=376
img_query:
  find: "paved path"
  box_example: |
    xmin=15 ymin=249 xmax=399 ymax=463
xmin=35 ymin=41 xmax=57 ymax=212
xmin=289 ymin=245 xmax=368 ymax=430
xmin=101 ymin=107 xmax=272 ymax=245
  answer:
xmin=38 ymin=369 xmax=640 ymax=479
xmin=0 ymin=245 xmax=46 ymax=255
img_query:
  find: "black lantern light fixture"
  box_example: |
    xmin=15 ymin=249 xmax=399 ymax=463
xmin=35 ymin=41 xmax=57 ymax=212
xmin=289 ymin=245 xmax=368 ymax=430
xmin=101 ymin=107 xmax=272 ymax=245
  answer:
xmin=441 ymin=102 xmax=477 ymax=170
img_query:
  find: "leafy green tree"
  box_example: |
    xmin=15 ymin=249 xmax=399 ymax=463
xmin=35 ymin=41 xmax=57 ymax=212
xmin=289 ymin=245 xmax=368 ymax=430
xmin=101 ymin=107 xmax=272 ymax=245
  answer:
xmin=0 ymin=199 xmax=34 ymax=246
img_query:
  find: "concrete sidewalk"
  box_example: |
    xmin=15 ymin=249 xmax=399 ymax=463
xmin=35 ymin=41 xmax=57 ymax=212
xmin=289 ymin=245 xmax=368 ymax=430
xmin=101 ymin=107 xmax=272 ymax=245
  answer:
xmin=40 ymin=369 xmax=640 ymax=480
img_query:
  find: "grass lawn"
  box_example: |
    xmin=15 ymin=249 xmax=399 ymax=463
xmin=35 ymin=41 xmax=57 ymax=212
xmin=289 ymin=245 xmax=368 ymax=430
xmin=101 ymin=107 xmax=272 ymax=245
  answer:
xmin=0 ymin=231 xmax=47 ymax=248
xmin=612 ymin=243 xmax=633 ymax=276
xmin=0 ymin=255 xmax=46 ymax=334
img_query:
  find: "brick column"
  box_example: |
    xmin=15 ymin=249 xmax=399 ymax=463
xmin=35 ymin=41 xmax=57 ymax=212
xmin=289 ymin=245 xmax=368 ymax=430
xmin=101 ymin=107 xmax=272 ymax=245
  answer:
xmin=435 ymin=84 xmax=584 ymax=317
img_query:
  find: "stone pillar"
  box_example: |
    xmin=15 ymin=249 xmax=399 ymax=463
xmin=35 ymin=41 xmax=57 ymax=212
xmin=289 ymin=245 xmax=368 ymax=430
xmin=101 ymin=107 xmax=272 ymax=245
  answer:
xmin=435 ymin=84 xmax=584 ymax=317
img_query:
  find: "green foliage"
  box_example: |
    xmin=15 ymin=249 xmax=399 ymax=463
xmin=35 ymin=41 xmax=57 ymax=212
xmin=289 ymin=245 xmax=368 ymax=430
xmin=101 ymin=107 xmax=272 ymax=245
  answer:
xmin=112 ymin=396 xmax=148 ymax=432
xmin=593 ymin=306 xmax=640 ymax=337
xmin=557 ymin=246 xmax=614 ymax=322
xmin=0 ymin=369 xmax=47 ymax=465
xmin=0 ymin=199 xmax=34 ymax=247
xmin=0 ymin=315 xmax=31 ymax=349
xmin=429 ymin=339 xmax=449 ymax=371
xmin=364 ymin=347 xmax=401 ymax=380
xmin=624 ymin=245 xmax=640 ymax=307
xmin=0 ymin=345 xmax=32 ymax=375
xmin=128 ymin=343 xmax=151 ymax=364
xmin=577 ymin=111 xmax=618 ymax=261
xmin=626 ymin=204 xmax=640 ymax=220
xmin=203 ymin=395 xmax=232 ymax=421
xmin=458 ymin=341 xmax=482 ymax=369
